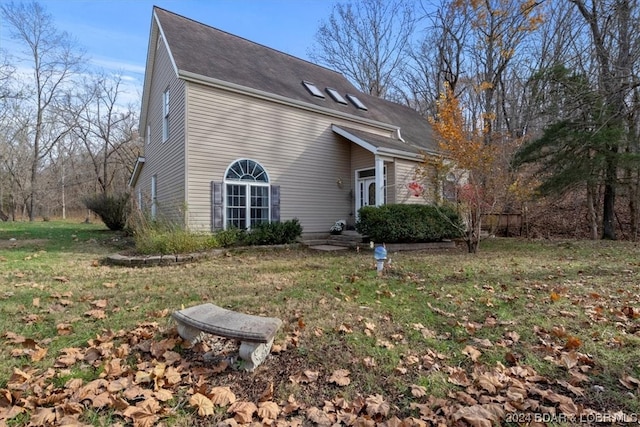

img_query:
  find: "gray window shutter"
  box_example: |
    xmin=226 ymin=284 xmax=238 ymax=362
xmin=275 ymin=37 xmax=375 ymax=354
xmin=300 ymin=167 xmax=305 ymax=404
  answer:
xmin=212 ymin=182 xmax=223 ymax=231
xmin=270 ymin=185 xmax=280 ymax=222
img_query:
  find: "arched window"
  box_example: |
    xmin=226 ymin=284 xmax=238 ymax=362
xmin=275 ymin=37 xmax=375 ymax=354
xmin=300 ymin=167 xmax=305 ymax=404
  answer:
xmin=217 ymin=159 xmax=273 ymax=230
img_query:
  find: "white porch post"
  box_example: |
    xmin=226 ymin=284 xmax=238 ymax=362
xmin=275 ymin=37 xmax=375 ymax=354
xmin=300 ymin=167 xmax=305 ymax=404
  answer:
xmin=374 ymin=155 xmax=385 ymax=207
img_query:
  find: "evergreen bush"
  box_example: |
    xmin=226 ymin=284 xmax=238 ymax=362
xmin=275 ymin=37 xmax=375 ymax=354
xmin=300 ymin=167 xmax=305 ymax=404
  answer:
xmin=356 ymin=204 xmax=462 ymax=243
xmin=241 ymin=218 xmax=303 ymax=246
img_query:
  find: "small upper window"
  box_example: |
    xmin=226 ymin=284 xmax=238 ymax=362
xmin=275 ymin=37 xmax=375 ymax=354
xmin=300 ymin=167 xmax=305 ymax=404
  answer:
xmin=302 ymin=81 xmax=325 ymax=98
xmin=347 ymin=94 xmax=367 ymax=110
xmin=162 ymin=88 xmax=170 ymax=142
xmin=326 ymin=88 xmax=348 ymax=105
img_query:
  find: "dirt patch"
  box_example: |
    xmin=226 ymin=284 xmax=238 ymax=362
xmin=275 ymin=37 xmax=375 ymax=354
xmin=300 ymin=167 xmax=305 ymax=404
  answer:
xmin=0 ymin=238 xmax=48 ymax=249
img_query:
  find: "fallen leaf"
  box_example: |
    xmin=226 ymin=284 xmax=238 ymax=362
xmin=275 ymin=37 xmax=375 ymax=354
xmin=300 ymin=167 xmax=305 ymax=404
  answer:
xmin=84 ymin=309 xmax=107 ymax=319
xmin=560 ymin=351 xmax=579 ymax=370
xmin=463 ymin=345 xmax=482 ymax=362
xmin=289 ymin=370 xmax=319 ymax=384
xmin=56 ymin=323 xmax=73 ymax=335
xmin=338 ymin=323 xmax=353 ymax=334
xmin=210 ymin=386 xmax=236 ymax=406
xmin=92 ymin=391 xmax=113 ymax=408
xmin=30 ymin=346 xmax=47 ymax=362
xmin=189 ymin=393 xmax=215 ymax=416
xmin=619 ymin=375 xmax=640 ymax=390
xmin=91 ymin=299 xmax=108 ymax=308
xmin=410 ymin=384 xmax=427 ymax=397
xmin=362 ymin=357 xmax=376 ymax=368
xmin=154 ymin=389 xmax=173 ymax=402
xmin=257 ymin=401 xmax=280 ymax=420
xmin=453 ymin=404 xmax=503 ymax=427
xmin=122 ymin=397 xmax=161 ymax=426
xmin=3 ymin=332 xmax=26 ymax=344
xmin=447 ymin=367 xmax=471 ymax=387
xmin=258 ymin=382 xmax=274 ymax=402
xmin=306 ymin=406 xmax=334 ymax=426
xmin=329 ymin=369 xmax=351 ymax=386
xmin=228 ymin=401 xmax=257 ymax=424
xmin=29 ymin=407 xmax=56 ymax=426
xmin=32 ymin=297 xmax=40 ymax=307
xmin=564 ymin=336 xmax=582 ymax=350
xmin=365 ymin=394 xmax=390 ymax=417
xmin=504 ymin=331 xmax=520 ymax=343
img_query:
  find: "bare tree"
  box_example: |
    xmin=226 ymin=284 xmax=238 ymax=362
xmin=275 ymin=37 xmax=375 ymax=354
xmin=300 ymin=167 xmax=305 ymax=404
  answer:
xmin=1 ymin=1 xmax=84 ymax=221
xmin=309 ymin=0 xmax=416 ymax=98
xmin=69 ymin=72 xmax=140 ymax=196
xmin=399 ymin=1 xmax=469 ymax=117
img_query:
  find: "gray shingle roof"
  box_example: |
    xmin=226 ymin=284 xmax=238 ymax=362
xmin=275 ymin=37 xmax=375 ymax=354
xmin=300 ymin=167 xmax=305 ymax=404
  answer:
xmin=153 ymin=7 xmax=438 ymax=154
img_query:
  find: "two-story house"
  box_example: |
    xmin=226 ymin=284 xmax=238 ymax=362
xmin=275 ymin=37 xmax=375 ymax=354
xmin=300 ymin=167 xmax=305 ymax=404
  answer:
xmin=130 ymin=7 xmax=441 ymax=234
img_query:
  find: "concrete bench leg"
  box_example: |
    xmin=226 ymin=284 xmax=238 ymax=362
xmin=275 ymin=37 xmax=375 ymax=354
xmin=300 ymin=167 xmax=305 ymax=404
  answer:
xmin=239 ymin=338 xmax=274 ymax=371
xmin=176 ymin=321 xmax=203 ymax=344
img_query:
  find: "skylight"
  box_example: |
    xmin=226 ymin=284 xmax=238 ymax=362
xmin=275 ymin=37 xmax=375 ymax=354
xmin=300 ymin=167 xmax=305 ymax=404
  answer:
xmin=347 ymin=94 xmax=367 ymax=110
xmin=325 ymin=88 xmax=348 ymax=104
xmin=302 ymin=81 xmax=325 ymax=98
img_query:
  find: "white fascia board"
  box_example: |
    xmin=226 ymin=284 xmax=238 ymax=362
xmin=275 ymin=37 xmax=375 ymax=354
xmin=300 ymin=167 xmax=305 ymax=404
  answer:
xmin=331 ymin=125 xmax=378 ymax=154
xmin=140 ymin=12 xmax=180 ymax=132
xmin=178 ymin=70 xmax=398 ymax=133
xmin=333 ymin=125 xmax=430 ymax=162
xmin=128 ymin=156 xmax=146 ymax=188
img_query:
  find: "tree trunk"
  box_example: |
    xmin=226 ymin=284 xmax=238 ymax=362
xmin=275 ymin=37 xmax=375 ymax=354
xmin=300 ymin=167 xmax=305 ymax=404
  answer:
xmin=465 ymin=210 xmax=481 ymax=253
xmin=602 ymin=159 xmax=617 ymax=240
xmin=587 ymin=183 xmax=598 ymax=240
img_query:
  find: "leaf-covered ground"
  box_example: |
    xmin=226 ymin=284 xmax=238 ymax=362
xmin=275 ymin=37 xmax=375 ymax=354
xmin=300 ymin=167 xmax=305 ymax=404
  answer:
xmin=1 ymin=224 xmax=639 ymax=426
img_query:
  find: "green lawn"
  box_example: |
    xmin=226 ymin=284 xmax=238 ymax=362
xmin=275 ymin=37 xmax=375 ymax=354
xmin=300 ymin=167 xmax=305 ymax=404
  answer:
xmin=1 ymin=220 xmax=639 ymax=426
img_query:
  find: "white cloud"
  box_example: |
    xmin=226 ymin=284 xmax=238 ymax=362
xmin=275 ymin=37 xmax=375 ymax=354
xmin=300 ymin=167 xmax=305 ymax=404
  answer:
xmin=91 ymin=57 xmax=145 ymax=76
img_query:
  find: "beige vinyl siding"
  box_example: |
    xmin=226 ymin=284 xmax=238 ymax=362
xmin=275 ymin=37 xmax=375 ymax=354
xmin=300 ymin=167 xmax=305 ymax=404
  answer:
xmin=386 ymin=162 xmax=396 ymax=203
xmin=395 ymin=159 xmax=433 ymax=204
xmin=136 ymin=38 xmax=186 ymax=225
xmin=350 ymin=144 xmax=374 ymax=173
xmin=186 ymin=84 xmax=360 ymax=233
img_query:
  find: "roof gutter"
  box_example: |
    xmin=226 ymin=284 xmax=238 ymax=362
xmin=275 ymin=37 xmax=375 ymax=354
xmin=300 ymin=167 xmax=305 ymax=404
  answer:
xmin=331 ymin=125 xmax=429 ymax=162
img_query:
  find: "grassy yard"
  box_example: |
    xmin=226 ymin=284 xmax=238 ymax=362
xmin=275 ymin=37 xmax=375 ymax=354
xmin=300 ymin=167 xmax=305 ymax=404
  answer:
xmin=1 ymin=220 xmax=639 ymax=426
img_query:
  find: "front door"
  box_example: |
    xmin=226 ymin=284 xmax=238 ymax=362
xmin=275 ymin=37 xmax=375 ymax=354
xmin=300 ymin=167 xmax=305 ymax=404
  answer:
xmin=362 ymin=178 xmax=376 ymax=207
xmin=355 ymin=167 xmax=386 ymax=219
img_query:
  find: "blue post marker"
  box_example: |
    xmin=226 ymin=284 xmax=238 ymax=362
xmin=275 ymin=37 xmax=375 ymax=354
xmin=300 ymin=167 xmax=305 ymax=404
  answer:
xmin=374 ymin=244 xmax=387 ymax=276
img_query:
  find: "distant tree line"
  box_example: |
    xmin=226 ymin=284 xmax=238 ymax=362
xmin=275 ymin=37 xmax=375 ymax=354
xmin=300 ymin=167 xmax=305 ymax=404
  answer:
xmin=0 ymin=1 xmax=141 ymax=221
xmin=311 ymin=0 xmax=640 ymax=241
xmin=3 ymin=0 xmax=638 ymax=242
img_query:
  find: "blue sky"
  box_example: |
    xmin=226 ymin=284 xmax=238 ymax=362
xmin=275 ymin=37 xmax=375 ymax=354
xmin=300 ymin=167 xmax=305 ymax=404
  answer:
xmin=1 ymin=0 xmax=340 ymax=105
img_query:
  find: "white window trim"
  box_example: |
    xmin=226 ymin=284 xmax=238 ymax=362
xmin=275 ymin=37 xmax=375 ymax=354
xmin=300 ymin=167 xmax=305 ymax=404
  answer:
xmin=162 ymin=88 xmax=169 ymax=142
xmin=151 ymin=175 xmax=157 ymax=220
xmin=354 ymin=166 xmax=387 ymax=218
xmin=223 ymin=159 xmax=270 ymax=230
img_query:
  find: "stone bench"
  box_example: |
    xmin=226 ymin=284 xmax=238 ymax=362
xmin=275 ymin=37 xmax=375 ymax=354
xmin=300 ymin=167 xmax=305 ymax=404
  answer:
xmin=172 ymin=303 xmax=282 ymax=371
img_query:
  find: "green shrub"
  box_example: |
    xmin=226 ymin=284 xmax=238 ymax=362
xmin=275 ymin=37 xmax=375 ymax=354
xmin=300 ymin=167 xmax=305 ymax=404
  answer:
xmin=214 ymin=228 xmax=244 ymax=247
xmin=134 ymin=227 xmax=218 ymax=255
xmin=131 ymin=218 xmax=302 ymax=254
xmin=83 ymin=193 xmax=130 ymax=231
xmin=355 ymin=204 xmax=462 ymax=243
xmin=241 ymin=219 xmax=303 ymax=246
